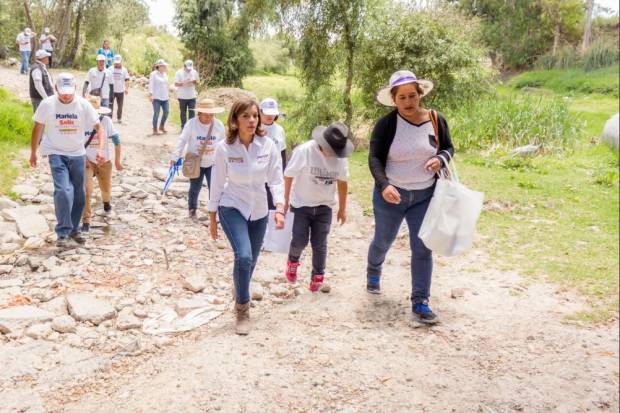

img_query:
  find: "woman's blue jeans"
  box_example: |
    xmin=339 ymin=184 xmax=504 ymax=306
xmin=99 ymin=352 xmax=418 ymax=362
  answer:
xmin=367 ymin=184 xmax=435 ymax=304
xmin=152 ymin=99 xmax=169 ymax=129
xmin=218 ymin=207 xmax=268 ymax=304
xmin=188 ymin=167 xmax=211 ymax=211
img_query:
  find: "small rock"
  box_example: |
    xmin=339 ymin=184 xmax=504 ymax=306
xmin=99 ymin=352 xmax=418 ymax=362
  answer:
xmin=25 ymin=323 xmax=52 ymax=339
xmin=50 ymin=266 xmax=71 ymax=279
xmin=251 ymin=285 xmax=264 ymax=301
xmin=0 ymin=320 xmax=18 ymax=334
xmin=12 ymin=184 xmax=39 ymax=198
xmin=158 ymin=287 xmax=173 ymax=297
xmin=320 ymin=283 xmax=331 ymax=293
xmin=182 ymin=275 xmax=206 ymax=293
xmin=24 ymin=237 xmax=45 ymax=249
xmin=0 ymin=305 xmax=54 ymax=328
xmin=0 ymin=243 xmax=20 ymax=254
xmin=0 ymin=196 xmax=19 ymax=210
xmin=42 ymin=256 xmax=60 ymax=271
xmin=451 ymin=288 xmax=465 ymax=299
xmin=15 ymin=214 xmax=49 ymax=238
xmin=269 ymin=284 xmax=290 ymax=298
xmin=40 ymin=296 xmax=68 ymax=315
xmin=0 ymin=265 xmax=13 ymax=275
xmin=116 ymin=308 xmax=142 ymax=331
xmin=1 ymin=231 xmax=21 ymax=243
xmin=66 ymin=293 xmax=117 ymax=325
xmin=0 ymin=277 xmax=21 ymax=287
xmin=52 ymin=315 xmax=77 ymax=334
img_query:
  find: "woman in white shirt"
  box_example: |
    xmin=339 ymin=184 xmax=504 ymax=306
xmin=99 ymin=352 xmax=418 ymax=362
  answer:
xmin=208 ymin=99 xmax=285 ymax=335
xmin=170 ymin=98 xmax=225 ymax=219
xmin=148 ymin=59 xmax=169 ymax=135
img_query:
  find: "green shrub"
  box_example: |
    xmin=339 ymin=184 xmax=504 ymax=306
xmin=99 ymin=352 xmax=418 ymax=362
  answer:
xmin=250 ymin=38 xmax=292 ymax=75
xmin=447 ymin=91 xmax=580 ymax=152
xmin=534 ymin=47 xmax=582 ymax=70
xmin=584 ymin=41 xmax=620 ymax=71
xmin=0 ymin=88 xmax=32 ymax=195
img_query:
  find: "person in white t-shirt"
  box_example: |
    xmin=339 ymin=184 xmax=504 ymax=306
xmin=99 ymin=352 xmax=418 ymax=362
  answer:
xmin=30 ymin=73 xmax=106 ymax=248
xmin=259 ymin=98 xmax=287 ymax=210
xmin=81 ymin=96 xmax=123 ymax=232
xmin=149 ymin=59 xmax=170 ymax=135
xmin=170 ymin=98 xmax=225 ymax=220
xmin=83 ymin=54 xmax=112 ymax=108
xmin=283 ymin=122 xmax=352 ymax=292
xmin=174 ymin=60 xmax=199 ymax=129
xmin=16 ymin=27 xmax=36 ymax=74
xmin=39 ymin=27 xmax=57 ymax=67
xmin=107 ymin=55 xmax=130 ymax=123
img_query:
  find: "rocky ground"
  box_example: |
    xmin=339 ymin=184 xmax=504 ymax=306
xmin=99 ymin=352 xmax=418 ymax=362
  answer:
xmin=0 ymin=64 xmax=619 ymax=413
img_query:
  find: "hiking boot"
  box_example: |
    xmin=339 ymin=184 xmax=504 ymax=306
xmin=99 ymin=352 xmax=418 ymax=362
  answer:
xmin=285 ymin=260 xmax=299 ymax=283
xmin=235 ymin=302 xmax=251 ymax=335
xmin=189 ymin=209 xmax=198 ymax=221
xmin=159 ymin=126 xmax=167 ymax=134
xmin=309 ymin=274 xmax=324 ymax=292
xmin=103 ymin=202 xmax=112 ymax=212
xmin=412 ymin=301 xmax=439 ymax=324
xmin=56 ymin=236 xmax=69 ymax=248
xmin=152 ymin=128 xmax=160 ymax=135
xmin=81 ymin=223 xmax=90 ymax=233
xmin=69 ymin=232 xmax=87 ymax=245
xmin=367 ymin=275 xmax=381 ymax=295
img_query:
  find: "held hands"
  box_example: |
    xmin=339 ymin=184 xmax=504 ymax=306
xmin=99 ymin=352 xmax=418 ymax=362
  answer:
xmin=424 ymin=157 xmax=442 ymax=173
xmin=274 ymin=212 xmax=285 ymax=230
xmin=381 ymin=185 xmax=401 ymax=204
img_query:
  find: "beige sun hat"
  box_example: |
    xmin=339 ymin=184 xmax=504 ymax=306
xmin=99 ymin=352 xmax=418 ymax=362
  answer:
xmin=376 ymin=70 xmax=434 ymax=107
xmin=87 ymin=95 xmax=111 ymax=115
xmin=191 ymin=98 xmax=225 ymax=114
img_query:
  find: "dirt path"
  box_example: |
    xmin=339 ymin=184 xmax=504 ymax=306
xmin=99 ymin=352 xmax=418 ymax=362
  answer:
xmin=1 ymin=65 xmax=619 ymax=412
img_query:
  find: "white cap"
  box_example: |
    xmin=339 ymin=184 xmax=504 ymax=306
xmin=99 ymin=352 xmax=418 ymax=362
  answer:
xmin=155 ymin=59 xmax=168 ymax=67
xmin=24 ymin=28 xmax=32 ymax=35
xmin=35 ymin=49 xmax=51 ymax=59
xmin=96 ymin=54 xmax=106 ymax=61
xmin=184 ymin=59 xmax=193 ymax=68
xmin=259 ymin=98 xmax=279 ymax=116
xmin=56 ymin=73 xmax=76 ymax=95
xmin=114 ymin=54 xmax=122 ymax=63
xmin=44 ymin=27 xmax=50 ymax=34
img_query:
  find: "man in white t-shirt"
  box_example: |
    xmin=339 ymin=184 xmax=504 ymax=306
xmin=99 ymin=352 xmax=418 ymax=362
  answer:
xmin=30 ymin=73 xmax=106 ymax=247
xmin=83 ymin=54 xmax=112 ymax=108
xmin=173 ymin=60 xmax=199 ymax=128
xmin=82 ymin=96 xmax=123 ymax=232
xmin=39 ymin=27 xmax=57 ymax=67
xmin=15 ymin=27 xmax=36 ymax=74
xmin=282 ymin=122 xmax=352 ymax=292
xmin=107 ymin=54 xmax=130 ymax=123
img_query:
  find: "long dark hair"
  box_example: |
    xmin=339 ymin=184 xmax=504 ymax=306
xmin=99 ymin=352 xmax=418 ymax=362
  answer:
xmin=226 ymin=99 xmax=266 ymax=144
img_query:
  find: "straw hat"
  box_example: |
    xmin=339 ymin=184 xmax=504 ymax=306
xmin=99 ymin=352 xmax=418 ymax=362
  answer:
xmin=191 ymin=98 xmax=224 ymax=114
xmin=87 ymin=95 xmax=111 ymax=115
xmin=376 ymin=70 xmax=434 ymax=107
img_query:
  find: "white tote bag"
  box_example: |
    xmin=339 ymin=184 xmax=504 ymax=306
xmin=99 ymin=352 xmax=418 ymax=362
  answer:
xmin=419 ymin=160 xmax=484 ymax=256
xmin=263 ymin=211 xmax=295 ymax=253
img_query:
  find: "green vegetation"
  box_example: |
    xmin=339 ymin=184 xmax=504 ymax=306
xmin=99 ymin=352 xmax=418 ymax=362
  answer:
xmin=0 ymin=88 xmax=32 ymax=195
xmin=509 ymin=66 xmax=619 ymax=97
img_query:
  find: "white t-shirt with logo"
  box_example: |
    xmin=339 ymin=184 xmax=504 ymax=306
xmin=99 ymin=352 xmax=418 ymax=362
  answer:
xmin=16 ymin=33 xmax=32 ymax=52
xmin=85 ymin=116 xmax=117 ymax=163
xmin=33 ymin=95 xmax=99 ymax=157
xmin=172 ymin=117 xmax=225 ymax=168
xmin=39 ymin=34 xmax=53 ymax=51
xmin=284 ymin=140 xmax=349 ymax=208
xmin=108 ymin=66 xmax=129 ymax=93
xmin=87 ymin=67 xmax=112 ymax=98
xmin=173 ymin=68 xmax=199 ymax=100
xmin=263 ymin=122 xmax=286 ymax=152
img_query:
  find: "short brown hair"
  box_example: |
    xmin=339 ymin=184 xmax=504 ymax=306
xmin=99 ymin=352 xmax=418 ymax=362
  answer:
xmin=226 ymin=99 xmax=266 ymax=144
xmin=390 ymin=83 xmax=424 ymax=99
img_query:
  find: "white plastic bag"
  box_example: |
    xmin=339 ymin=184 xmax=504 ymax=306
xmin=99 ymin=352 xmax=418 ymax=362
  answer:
xmin=263 ymin=211 xmax=295 ymax=253
xmin=419 ymin=160 xmax=484 ymax=256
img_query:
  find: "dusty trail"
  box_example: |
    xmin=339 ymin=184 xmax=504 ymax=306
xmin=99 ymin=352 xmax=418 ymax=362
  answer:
xmin=0 ymin=65 xmax=618 ymax=412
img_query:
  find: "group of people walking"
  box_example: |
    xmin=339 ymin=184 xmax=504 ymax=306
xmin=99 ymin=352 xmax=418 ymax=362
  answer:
xmin=24 ymin=38 xmax=454 ymax=335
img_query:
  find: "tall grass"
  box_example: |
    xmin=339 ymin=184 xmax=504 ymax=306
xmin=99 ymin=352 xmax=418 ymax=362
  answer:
xmin=509 ymin=66 xmax=619 ymax=97
xmin=534 ymin=43 xmax=619 ymax=72
xmin=448 ymin=91 xmax=580 ymax=152
xmin=584 ymin=42 xmax=620 ymax=71
xmin=0 ymin=88 xmax=32 ymax=195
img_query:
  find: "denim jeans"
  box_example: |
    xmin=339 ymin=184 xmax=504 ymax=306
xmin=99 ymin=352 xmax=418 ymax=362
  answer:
xmin=48 ymin=155 xmax=86 ymax=238
xmin=178 ymin=98 xmax=196 ymax=129
xmin=367 ymin=184 xmax=435 ymax=304
xmin=100 ymin=98 xmax=109 ymax=108
xmin=188 ymin=166 xmax=211 ymax=211
xmin=20 ymin=51 xmax=30 ymax=74
xmin=152 ymin=99 xmax=169 ymax=129
xmin=218 ymin=207 xmax=268 ymax=304
xmin=288 ymin=205 xmax=333 ymax=276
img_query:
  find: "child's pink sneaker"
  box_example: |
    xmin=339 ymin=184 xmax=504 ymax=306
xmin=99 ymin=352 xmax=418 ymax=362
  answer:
xmin=285 ymin=261 xmax=299 ymax=283
xmin=309 ymin=274 xmax=324 ymax=292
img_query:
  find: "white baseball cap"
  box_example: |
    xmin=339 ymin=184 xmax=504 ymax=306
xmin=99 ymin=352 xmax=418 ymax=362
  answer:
xmin=56 ymin=73 xmax=76 ymax=95
xmin=155 ymin=58 xmax=168 ymax=67
xmin=44 ymin=27 xmax=50 ymax=34
xmin=259 ymin=98 xmax=279 ymax=116
xmin=184 ymin=59 xmax=193 ymax=68
xmin=35 ymin=49 xmax=51 ymax=59
xmin=24 ymin=28 xmax=32 ymax=35
xmin=114 ymin=54 xmax=122 ymax=63
xmin=96 ymin=54 xmax=106 ymax=61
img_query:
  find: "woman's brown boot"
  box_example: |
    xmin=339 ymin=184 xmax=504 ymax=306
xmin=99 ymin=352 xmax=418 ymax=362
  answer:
xmin=235 ymin=302 xmax=250 ymax=335
xmin=152 ymin=128 xmax=159 ymax=135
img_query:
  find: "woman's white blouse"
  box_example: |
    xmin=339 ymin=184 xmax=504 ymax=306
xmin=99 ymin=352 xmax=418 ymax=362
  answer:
xmin=208 ymin=135 xmax=284 ymax=221
xmin=148 ymin=71 xmax=169 ymax=101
